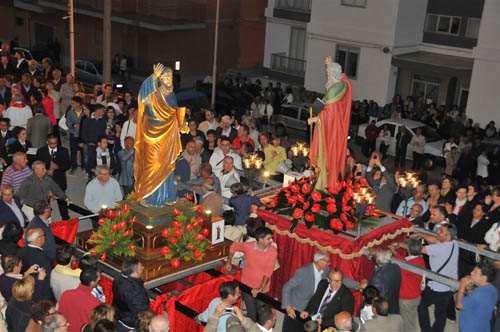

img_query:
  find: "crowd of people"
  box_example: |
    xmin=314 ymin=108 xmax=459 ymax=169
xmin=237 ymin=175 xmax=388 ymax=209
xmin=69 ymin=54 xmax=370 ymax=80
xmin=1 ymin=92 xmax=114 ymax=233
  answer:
xmin=2 ymin=36 xmax=500 ymax=332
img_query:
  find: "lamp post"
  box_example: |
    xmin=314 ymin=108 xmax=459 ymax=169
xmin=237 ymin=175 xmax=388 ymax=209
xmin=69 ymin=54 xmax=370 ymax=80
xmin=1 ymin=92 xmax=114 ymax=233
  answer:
xmin=210 ymin=0 xmax=220 ymax=110
xmin=397 ymin=171 xmax=420 ymax=217
xmin=353 ymin=187 xmax=375 ymax=237
xmin=63 ymin=0 xmax=75 ymax=76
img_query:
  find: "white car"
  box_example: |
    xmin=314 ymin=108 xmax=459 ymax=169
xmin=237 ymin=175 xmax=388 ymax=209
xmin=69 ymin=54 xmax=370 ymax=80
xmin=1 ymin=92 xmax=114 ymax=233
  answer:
xmin=357 ymin=119 xmax=445 ymax=169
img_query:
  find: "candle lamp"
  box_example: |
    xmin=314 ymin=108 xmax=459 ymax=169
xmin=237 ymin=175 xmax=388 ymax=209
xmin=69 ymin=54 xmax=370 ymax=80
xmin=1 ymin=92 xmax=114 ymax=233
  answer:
xmin=353 ymin=186 xmax=376 ymax=238
xmin=243 ymin=152 xmax=265 ymax=185
xmin=205 ymin=210 xmax=212 ymax=223
xmin=397 ymin=171 xmax=420 ymax=217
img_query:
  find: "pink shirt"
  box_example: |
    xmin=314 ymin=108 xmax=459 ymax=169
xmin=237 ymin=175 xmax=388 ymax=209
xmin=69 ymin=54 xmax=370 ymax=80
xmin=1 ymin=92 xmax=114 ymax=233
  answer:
xmin=230 ymin=242 xmax=277 ymax=292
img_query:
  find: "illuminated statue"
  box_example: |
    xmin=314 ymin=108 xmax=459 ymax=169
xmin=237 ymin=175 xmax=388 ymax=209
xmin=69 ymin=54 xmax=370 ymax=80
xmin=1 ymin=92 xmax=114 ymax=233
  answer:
xmin=134 ymin=63 xmax=188 ymax=206
xmin=309 ymin=56 xmax=353 ymax=190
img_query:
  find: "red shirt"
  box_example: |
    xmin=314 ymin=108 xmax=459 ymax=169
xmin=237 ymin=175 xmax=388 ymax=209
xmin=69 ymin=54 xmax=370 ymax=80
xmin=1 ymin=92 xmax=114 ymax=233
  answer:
xmin=232 ymin=137 xmax=255 ymax=150
xmin=230 ymin=242 xmax=277 ymax=292
xmin=42 ymin=96 xmax=56 ymax=126
xmin=394 ymin=252 xmax=425 ymax=300
xmin=58 ymin=284 xmax=101 ymax=332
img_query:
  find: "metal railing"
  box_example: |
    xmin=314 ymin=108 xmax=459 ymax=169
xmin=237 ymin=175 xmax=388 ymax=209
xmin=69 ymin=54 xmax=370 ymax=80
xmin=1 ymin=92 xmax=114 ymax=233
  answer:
xmin=270 ymin=53 xmax=306 ymax=77
xmin=275 ymin=0 xmax=312 ymax=12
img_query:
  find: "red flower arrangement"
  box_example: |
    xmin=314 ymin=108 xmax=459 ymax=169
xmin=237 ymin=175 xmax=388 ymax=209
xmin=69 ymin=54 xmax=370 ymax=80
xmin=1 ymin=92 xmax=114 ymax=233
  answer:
xmin=159 ymin=211 xmax=211 ymax=268
xmin=87 ymin=205 xmax=137 ymax=261
xmin=266 ymin=175 xmax=379 ymax=233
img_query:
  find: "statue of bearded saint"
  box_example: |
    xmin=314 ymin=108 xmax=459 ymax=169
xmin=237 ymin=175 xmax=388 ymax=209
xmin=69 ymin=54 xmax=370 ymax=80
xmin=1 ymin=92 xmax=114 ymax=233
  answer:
xmin=309 ymin=56 xmax=353 ymax=191
xmin=133 ymin=63 xmax=188 ymax=206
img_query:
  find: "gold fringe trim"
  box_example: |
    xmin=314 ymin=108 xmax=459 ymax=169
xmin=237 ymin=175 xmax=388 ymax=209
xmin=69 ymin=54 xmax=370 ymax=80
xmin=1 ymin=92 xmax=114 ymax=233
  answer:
xmin=266 ymin=223 xmax=415 ymax=259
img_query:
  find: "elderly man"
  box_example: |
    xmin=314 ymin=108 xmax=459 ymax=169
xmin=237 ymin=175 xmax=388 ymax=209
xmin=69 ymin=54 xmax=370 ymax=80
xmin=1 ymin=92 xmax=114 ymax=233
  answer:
xmin=395 ymin=183 xmax=428 ymax=216
xmin=281 ymin=251 xmax=331 ymax=332
xmin=300 ymin=268 xmax=355 ymax=330
xmin=209 ymin=136 xmax=242 ymax=172
xmin=84 ymin=165 xmax=123 ymax=215
xmin=214 ymin=156 xmax=240 ymax=199
xmin=225 ymin=227 xmax=277 ymax=322
xmin=149 ymin=315 xmax=170 ymax=332
xmin=25 ymin=200 xmax=57 ymax=260
xmin=112 ymin=257 xmax=150 ymax=331
xmin=196 ymin=281 xmax=241 ymax=327
xmin=42 ymin=313 xmax=70 ymax=332
xmin=198 ymin=109 xmax=219 ymax=135
xmin=200 ymin=178 xmax=223 ymax=218
xmin=0 ymin=184 xmax=27 ymax=227
xmin=408 ymin=203 xmax=424 ymax=227
xmin=17 ymin=160 xmax=70 ymax=220
xmin=182 ymin=140 xmax=201 ymax=180
xmin=2 ymin=152 xmax=32 ymax=193
xmin=216 ymin=115 xmax=237 ymax=142
xmin=35 ymin=134 xmax=71 ymax=220
xmin=335 ymin=311 xmax=354 ymax=332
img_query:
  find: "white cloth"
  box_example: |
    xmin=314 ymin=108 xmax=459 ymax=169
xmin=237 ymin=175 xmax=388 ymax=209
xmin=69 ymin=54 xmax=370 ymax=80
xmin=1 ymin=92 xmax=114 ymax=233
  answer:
xmin=4 ymin=104 xmax=33 ymax=129
xmin=477 ymin=154 xmax=490 ymax=178
xmin=120 ymin=120 xmax=136 ymax=147
xmin=360 ymin=304 xmax=375 ymax=324
xmin=258 ymin=104 xmax=273 ymax=118
xmin=485 ymin=222 xmax=500 ymax=251
xmin=215 ymin=169 xmax=240 ymax=199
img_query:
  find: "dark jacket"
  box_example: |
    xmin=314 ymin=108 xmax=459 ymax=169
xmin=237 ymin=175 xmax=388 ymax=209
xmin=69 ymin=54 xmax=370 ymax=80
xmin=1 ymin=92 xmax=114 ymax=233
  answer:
xmin=0 ymin=196 xmax=26 ymax=227
xmin=368 ymin=263 xmax=402 ymax=314
xmin=19 ymin=245 xmax=54 ymax=301
xmin=17 ymin=173 xmax=67 ymax=208
xmin=5 ymin=298 xmax=32 ymax=332
xmin=216 ymin=127 xmax=238 ymax=142
xmin=112 ymin=274 xmax=150 ymax=328
xmin=24 ymin=216 xmax=57 ymax=260
xmin=304 ymin=281 xmax=355 ymax=329
xmin=0 ymin=87 xmax=12 ymax=108
xmin=81 ymin=117 xmax=107 ymax=144
xmin=0 ymin=239 xmax=20 ymax=257
xmin=87 ymin=147 xmax=117 ymax=175
xmin=27 ymin=115 xmax=52 ymax=148
xmin=395 ymin=131 xmax=411 ymax=152
xmin=8 ymin=139 xmax=32 ymax=156
xmin=366 ymin=169 xmax=397 ymax=213
xmin=35 ymin=146 xmax=71 ymax=190
xmin=229 ymin=194 xmax=262 ymax=226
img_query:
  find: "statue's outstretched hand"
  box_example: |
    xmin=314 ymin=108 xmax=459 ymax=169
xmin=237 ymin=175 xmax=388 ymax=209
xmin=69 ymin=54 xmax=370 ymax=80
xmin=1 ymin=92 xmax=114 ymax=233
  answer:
xmin=325 ymin=56 xmax=333 ymax=65
xmin=153 ymin=63 xmax=164 ymax=79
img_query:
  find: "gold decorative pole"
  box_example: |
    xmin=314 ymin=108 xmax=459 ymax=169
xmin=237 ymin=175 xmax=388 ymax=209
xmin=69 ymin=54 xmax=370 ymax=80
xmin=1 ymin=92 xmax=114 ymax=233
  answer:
xmin=309 ymin=107 xmax=313 ymax=163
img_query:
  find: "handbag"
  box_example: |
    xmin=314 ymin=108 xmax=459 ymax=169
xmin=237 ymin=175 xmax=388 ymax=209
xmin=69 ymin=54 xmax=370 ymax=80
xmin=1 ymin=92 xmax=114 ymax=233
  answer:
xmin=58 ymin=113 xmax=68 ymax=131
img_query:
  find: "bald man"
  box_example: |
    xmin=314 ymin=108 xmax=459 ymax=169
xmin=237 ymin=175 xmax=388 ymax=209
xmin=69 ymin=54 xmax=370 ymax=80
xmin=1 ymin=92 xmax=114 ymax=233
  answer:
xmin=149 ymin=315 xmax=170 ymax=332
xmin=335 ymin=311 xmax=353 ymax=332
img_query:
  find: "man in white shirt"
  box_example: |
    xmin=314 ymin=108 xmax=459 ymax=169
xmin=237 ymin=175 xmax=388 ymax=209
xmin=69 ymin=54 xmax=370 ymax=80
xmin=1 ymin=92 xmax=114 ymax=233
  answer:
xmin=214 ymin=156 xmax=240 ymax=199
xmin=84 ymin=165 xmax=123 ymax=216
xmin=3 ymin=94 xmax=32 ymax=129
xmin=453 ymin=186 xmax=467 ymax=215
xmin=209 ymin=136 xmax=242 ymax=172
xmin=477 ymin=150 xmax=489 ymax=179
xmin=121 ymin=106 xmax=137 ymax=147
xmin=198 ymin=109 xmax=219 ymax=135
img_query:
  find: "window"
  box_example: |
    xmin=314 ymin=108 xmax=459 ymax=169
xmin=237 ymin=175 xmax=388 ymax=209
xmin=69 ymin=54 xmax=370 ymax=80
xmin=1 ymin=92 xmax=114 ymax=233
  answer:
xmin=335 ymin=45 xmax=359 ymax=79
xmin=289 ymin=27 xmax=306 ymax=60
xmin=465 ymin=18 xmax=481 ymax=39
xmin=341 ymin=0 xmax=367 ymax=8
xmin=284 ymin=107 xmax=299 ymax=119
xmin=425 ymin=14 xmax=461 ymax=35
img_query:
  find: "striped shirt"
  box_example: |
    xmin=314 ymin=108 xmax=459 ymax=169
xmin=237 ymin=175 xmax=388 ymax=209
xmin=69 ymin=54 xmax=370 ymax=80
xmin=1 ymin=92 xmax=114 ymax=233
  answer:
xmin=2 ymin=165 xmax=33 ymax=193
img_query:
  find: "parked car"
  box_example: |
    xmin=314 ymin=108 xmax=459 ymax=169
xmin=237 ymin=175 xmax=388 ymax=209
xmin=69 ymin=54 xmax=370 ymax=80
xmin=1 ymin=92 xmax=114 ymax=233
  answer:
xmin=74 ymin=59 xmax=124 ymax=91
xmin=357 ymin=118 xmax=445 ymax=169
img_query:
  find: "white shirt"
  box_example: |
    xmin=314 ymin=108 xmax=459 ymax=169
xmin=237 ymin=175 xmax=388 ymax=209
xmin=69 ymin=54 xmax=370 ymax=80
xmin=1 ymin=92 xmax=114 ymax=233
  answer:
xmin=485 ymin=222 xmax=500 ymax=251
xmin=453 ymin=199 xmax=467 ymax=215
xmin=209 ymin=149 xmax=242 ymax=172
xmin=477 ymin=154 xmax=490 ymax=178
xmin=257 ymin=324 xmax=273 ymax=332
xmin=4 ymin=199 xmax=25 ymax=227
xmin=121 ymin=120 xmax=137 ymax=147
xmin=314 ymin=286 xmax=337 ymax=316
xmin=312 ymin=264 xmax=322 ymax=293
xmin=4 ymin=104 xmax=33 ymax=129
xmin=215 ymin=168 xmax=240 ymax=199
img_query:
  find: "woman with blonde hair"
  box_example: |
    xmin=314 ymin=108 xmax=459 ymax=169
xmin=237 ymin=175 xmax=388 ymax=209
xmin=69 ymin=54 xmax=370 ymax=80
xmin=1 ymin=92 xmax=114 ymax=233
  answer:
xmin=81 ymin=303 xmax=115 ymax=332
xmin=5 ymin=275 xmax=35 ymax=332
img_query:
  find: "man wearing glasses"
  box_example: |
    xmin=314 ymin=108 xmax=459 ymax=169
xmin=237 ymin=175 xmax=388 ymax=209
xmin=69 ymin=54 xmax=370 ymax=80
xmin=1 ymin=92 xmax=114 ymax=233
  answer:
xmin=43 ymin=313 xmax=70 ymax=332
xmin=281 ymin=251 xmax=331 ymax=332
xmin=300 ymin=268 xmax=355 ymax=331
xmin=209 ymin=136 xmax=242 ymax=172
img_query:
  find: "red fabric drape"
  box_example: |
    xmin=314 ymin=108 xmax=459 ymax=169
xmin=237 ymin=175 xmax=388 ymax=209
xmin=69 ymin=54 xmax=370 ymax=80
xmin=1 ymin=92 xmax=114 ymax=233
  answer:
xmin=257 ymin=209 xmax=412 ymax=315
xmin=166 ymin=274 xmax=239 ymax=332
xmin=99 ymin=275 xmax=114 ymax=304
xmin=50 ymin=218 xmax=79 ymax=244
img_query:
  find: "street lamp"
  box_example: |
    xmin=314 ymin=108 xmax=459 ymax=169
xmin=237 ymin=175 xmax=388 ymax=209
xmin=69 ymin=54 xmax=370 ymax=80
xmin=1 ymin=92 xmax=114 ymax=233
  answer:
xmin=211 ymin=0 xmax=220 ymax=110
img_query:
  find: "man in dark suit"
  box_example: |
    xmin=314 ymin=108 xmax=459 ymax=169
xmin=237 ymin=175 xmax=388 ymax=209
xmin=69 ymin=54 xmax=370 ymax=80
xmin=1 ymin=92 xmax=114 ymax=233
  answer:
xmin=0 ymin=184 xmax=27 ymax=227
xmin=0 ymin=76 xmax=12 ymax=108
xmin=394 ymin=125 xmax=411 ymax=168
xmin=24 ymin=200 xmax=57 ymax=260
xmin=216 ymin=115 xmax=238 ymax=142
xmin=35 ymin=134 xmax=71 ymax=220
xmin=27 ymin=104 xmax=53 ymax=148
xmin=300 ymin=268 xmax=355 ymax=330
xmin=282 ymin=251 xmax=330 ymax=332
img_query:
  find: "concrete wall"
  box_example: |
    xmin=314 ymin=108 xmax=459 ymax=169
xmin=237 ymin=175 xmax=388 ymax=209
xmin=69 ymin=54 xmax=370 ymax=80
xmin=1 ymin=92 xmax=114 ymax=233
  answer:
xmin=394 ymin=0 xmax=428 ymax=48
xmin=262 ymin=20 xmax=292 ymax=68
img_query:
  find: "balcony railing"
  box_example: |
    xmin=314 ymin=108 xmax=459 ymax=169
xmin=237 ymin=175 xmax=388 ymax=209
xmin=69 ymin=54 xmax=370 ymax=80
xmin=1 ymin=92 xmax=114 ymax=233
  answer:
xmin=270 ymin=53 xmax=306 ymax=77
xmin=275 ymin=0 xmax=312 ymax=12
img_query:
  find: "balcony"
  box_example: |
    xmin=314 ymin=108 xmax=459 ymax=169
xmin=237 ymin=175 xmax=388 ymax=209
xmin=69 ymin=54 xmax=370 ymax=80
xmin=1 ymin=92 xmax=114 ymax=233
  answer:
xmin=274 ymin=0 xmax=311 ymax=22
xmin=270 ymin=53 xmax=306 ymax=77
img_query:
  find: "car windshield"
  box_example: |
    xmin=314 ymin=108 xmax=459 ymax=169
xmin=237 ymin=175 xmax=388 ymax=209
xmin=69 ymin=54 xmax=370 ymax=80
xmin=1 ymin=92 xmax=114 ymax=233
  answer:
xmin=416 ymin=125 xmax=442 ymax=142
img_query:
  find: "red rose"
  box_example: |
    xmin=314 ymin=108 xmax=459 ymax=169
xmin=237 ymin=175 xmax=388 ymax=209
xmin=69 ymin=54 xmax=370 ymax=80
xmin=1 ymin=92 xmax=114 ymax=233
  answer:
xmin=194 ymin=234 xmax=204 ymax=241
xmin=303 ymin=201 xmax=310 ymax=210
xmin=305 ymin=213 xmax=315 ymax=222
xmin=287 ymin=196 xmax=298 ymax=205
xmin=117 ymin=221 xmax=127 ymax=230
xmin=340 ymin=213 xmax=348 ymax=222
xmin=311 ymin=204 xmax=321 ymax=213
xmin=328 ymin=187 xmax=337 ymax=195
xmin=268 ymin=201 xmax=276 ymax=208
xmin=345 ymin=221 xmax=355 ymax=229
xmin=193 ymin=250 xmax=202 ymax=258
xmin=129 ymin=244 xmax=136 ymax=251
xmin=110 ymin=225 xmax=118 ymax=232
xmin=162 ymin=229 xmax=171 ymax=238
xmin=98 ymin=218 xmax=107 ymax=225
xmin=191 ymin=221 xmax=199 ymax=229
xmin=171 ymin=258 xmax=180 ymax=268
xmin=292 ymin=208 xmax=303 ymax=219
xmin=330 ymin=218 xmax=340 ymax=229
xmin=101 ymin=252 xmax=107 ymax=262
xmin=201 ymin=228 xmax=209 ymax=236
xmin=326 ymin=204 xmax=337 ymax=214
xmin=91 ymin=247 xmax=97 ymax=256
xmin=106 ymin=210 xmax=115 ymax=218
xmin=196 ymin=216 xmax=204 ymax=223
xmin=297 ymin=194 xmax=305 ymax=203
xmin=172 ymin=221 xmax=182 ymax=228
xmin=311 ymin=191 xmax=322 ymax=202
xmin=185 ymin=223 xmax=192 ymax=232
xmin=161 ymin=246 xmax=171 ymax=255
xmin=173 ymin=229 xmax=183 ymax=237
xmin=196 ymin=206 xmax=205 ymax=213
xmin=187 ymin=243 xmax=195 ymax=250
xmin=116 ymin=210 xmax=122 ymax=218
xmin=169 ymin=237 xmax=179 ymax=244
xmin=290 ymin=184 xmax=300 ymax=193
xmin=123 ymin=230 xmax=131 ymax=237
xmin=110 ymin=241 xmax=117 ymax=246
xmin=301 ymin=183 xmax=311 ymax=194
xmin=172 ymin=209 xmax=182 ymax=216
xmin=325 ymin=197 xmax=336 ymax=204
xmin=97 ymin=235 xmax=103 ymax=239
xmin=129 ymin=217 xmax=138 ymax=223
xmin=122 ymin=205 xmax=130 ymax=213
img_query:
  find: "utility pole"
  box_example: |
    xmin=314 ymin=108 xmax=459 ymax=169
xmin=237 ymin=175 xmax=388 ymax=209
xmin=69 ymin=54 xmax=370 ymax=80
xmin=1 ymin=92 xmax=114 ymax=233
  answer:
xmin=103 ymin=0 xmax=112 ymax=82
xmin=210 ymin=0 xmax=220 ymax=110
xmin=63 ymin=0 xmax=75 ymax=76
